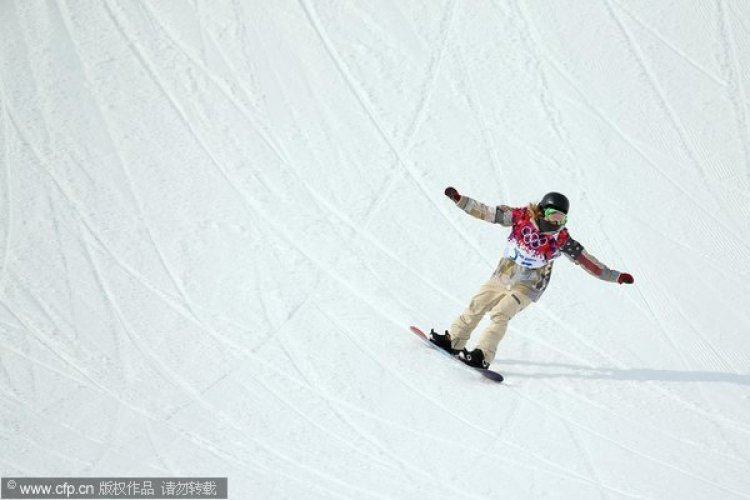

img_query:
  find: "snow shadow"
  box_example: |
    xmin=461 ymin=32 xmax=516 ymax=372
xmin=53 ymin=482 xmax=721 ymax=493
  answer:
xmin=500 ymin=360 xmax=750 ymax=385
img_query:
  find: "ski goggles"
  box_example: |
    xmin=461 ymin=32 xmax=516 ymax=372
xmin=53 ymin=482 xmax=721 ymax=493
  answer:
xmin=543 ymin=207 xmax=568 ymax=225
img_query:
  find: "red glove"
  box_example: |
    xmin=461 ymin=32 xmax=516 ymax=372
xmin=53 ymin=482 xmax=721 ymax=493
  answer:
xmin=444 ymin=186 xmax=461 ymax=202
xmin=617 ymin=273 xmax=634 ymax=285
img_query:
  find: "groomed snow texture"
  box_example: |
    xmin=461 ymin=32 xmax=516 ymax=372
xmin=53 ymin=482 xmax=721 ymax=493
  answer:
xmin=2 ymin=1 xmax=750 ymax=498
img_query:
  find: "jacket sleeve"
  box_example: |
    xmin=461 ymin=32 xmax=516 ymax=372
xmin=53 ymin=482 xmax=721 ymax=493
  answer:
xmin=560 ymin=236 xmax=622 ymax=283
xmin=455 ymin=195 xmax=513 ymax=226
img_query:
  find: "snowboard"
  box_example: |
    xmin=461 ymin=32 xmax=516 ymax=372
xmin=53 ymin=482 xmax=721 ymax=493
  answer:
xmin=409 ymin=326 xmax=504 ymax=383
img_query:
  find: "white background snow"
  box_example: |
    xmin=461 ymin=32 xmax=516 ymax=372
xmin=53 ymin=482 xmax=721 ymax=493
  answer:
xmin=2 ymin=0 xmax=750 ymax=498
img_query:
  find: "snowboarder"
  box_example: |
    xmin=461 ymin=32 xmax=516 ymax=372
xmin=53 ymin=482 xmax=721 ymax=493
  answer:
xmin=430 ymin=187 xmax=634 ymax=369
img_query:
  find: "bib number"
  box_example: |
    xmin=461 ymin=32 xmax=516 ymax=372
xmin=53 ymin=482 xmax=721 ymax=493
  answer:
xmin=504 ymin=241 xmax=547 ymax=269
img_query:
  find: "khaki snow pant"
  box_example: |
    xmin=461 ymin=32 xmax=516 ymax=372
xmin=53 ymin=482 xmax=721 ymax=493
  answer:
xmin=449 ymin=281 xmax=533 ymax=364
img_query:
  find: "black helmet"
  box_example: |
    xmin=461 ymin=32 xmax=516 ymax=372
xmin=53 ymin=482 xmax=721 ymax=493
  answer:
xmin=539 ymin=192 xmax=569 ymax=214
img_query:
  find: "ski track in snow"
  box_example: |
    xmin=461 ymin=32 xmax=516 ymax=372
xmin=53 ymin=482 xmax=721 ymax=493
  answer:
xmin=602 ymin=0 xmax=748 ymax=271
xmin=454 ymin=46 xmax=511 ymax=200
xmin=2 ymin=1 xmax=750 ymax=498
xmin=56 ymin=1 xmax=200 ymax=328
xmin=137 ymin=1 xmax=457 ymax=333
xmin=296 ymin=0 xmax=503 ymax=269
xmin=507 ymin=382 xmax=750 ymax=498
xmin=6 ymin=98 xmax=376 ymax=495
xmin=399 ymin=0 xmax=458 ymax=153
xmin=509 ymin=0 xmax=579 ymax=164
xmin=320 ymin=313 xmax=637 ymax=497
xmin=719 ymin=0 xmax=750 ymax=185
xmin=259 ymin=345 xmax=428 ymax=488
xmin=0 ymin=384 xmax=143 ymax=471
xmin=0 ymin=88 xmax=11 ymax=286
xmin=4 ymin=105 xmax=235 ymax=358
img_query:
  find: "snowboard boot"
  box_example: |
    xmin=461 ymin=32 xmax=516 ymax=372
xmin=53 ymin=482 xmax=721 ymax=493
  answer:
xmin=429 ymin=329 xmax=459 ymax=355
xmin=459 ymin=348 xmax=489 ymax=369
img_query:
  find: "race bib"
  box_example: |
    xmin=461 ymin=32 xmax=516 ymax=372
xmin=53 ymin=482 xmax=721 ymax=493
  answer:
xmin=504 ymin=240 xmax=548 ymax=269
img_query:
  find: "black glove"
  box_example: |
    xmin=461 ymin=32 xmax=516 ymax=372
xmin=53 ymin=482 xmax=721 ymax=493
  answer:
xmin=444 ymin=186 xmax=461 ymax=203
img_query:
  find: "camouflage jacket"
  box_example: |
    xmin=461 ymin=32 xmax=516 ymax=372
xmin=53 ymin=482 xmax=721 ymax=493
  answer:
xmin=456 ymin=195 xmax=623 ymax=301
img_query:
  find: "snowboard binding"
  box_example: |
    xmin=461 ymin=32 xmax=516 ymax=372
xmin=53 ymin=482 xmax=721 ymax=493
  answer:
xmin=429 ymin=329 xmax=460 ymax=355
xmin=459 ymin=348 xmax=489 ymax=370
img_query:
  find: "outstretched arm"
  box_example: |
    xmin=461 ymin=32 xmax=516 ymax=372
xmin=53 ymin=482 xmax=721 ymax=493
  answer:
xmin=444 ymin=186 xmax=513 ymax=226
xmin=560 ymin=236 xmax=634 ymax=284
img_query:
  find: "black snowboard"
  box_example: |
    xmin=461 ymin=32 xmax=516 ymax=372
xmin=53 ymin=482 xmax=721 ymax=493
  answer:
xmin=410 ymin=326 xmax=504 ymax=383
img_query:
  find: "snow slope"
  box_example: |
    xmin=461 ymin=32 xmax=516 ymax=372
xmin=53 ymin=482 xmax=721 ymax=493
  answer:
xmin=2 ymin=0 xmax=750 ymax=498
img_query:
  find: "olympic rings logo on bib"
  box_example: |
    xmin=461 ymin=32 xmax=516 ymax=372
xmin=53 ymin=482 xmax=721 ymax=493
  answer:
xmin=521 ymin=225 xmax=548 ymax=250
xmin=505 ymin=207 xmax=569 ymax=265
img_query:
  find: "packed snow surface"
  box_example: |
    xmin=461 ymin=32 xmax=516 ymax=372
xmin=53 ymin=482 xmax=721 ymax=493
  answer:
xmin=2 ymin=1 xmax=750 ymax=498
